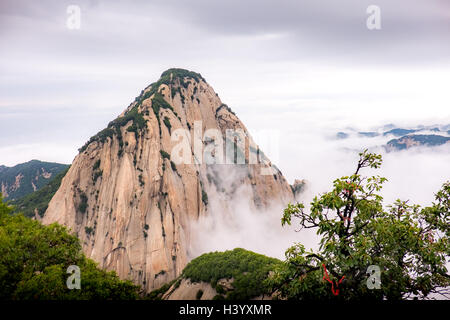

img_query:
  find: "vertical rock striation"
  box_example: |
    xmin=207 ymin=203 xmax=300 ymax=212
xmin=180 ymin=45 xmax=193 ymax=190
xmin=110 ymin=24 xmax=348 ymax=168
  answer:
xmin=43 ymin=68 xmax=295 ymax=292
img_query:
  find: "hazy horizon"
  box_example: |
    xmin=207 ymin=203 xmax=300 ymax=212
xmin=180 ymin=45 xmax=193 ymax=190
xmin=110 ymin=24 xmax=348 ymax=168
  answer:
xmin=1 ymin=0 xmax=450 ymax=163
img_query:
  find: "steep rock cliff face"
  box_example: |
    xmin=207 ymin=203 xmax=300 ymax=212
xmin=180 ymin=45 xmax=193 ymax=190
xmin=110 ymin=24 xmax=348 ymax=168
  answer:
xmin=43 ymin=68 xmax=295 ymax=292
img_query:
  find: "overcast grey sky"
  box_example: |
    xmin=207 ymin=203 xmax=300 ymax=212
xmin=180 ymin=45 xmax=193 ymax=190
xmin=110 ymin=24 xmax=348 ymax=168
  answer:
xmin=1 ymin=0 xmax=450 ymax=173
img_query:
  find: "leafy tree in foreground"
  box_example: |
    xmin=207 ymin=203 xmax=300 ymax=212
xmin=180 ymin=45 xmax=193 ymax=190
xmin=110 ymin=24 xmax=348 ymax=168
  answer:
xmin=0 ymin=195 xmax=139 ymax=300
xmin=269 ymin=150 xmax=450 ymax=300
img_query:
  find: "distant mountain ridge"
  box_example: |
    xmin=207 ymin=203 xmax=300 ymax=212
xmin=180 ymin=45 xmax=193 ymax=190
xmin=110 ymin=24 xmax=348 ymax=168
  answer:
xmin=383 ymin=128 xmax=417 ymax=137
xmin=335 ymin=124 xmax=450 ymax=151
xmin=11 ymin=166 xmax=70 ymax=219
xmin=0 ymin=160 xmax=69 ymax=200
xmin=386 ymin=135 xmax=450 ymax=151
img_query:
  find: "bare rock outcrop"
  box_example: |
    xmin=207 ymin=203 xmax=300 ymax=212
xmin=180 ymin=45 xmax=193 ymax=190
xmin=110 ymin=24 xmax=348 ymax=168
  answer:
xmin=43 ymin=68 xmax=296 ymax=292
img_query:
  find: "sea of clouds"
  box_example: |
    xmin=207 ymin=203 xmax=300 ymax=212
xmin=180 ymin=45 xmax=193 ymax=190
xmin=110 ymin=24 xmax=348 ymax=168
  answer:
xmin=189 ymin=109 xmax=450 ymax=262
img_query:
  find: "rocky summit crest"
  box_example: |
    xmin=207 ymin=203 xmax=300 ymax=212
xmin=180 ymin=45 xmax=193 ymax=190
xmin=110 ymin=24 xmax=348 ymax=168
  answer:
xmin=44 ymin=68 xmax=296 ymax=292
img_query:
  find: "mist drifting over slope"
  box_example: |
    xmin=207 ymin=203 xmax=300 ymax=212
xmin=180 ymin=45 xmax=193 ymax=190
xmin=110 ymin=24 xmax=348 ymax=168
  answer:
xmin=189 ymin=108 xmax=450 ymax=261
xmin=188 ymin=164 xmax=316 ymax=260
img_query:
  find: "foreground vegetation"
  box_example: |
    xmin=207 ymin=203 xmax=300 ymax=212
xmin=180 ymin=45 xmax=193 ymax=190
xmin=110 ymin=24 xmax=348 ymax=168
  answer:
xmin=182 ymin=248 xmax=282 ymax=300
xmin=148 ymin=248 xmax=282 ymax=300
xmin=1 ymin=148 xmax=448 ymax=300
xmin=270 ymin=150 xmax=450 ymax=300
xmin=0 ymin=196 xmax=140 ymax=300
